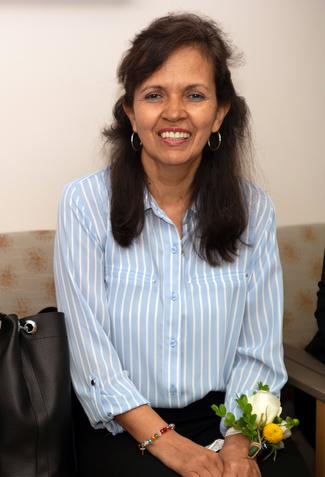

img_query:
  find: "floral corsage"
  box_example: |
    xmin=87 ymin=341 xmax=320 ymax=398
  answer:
xmin=211 ymin=383 xmax=299 ymax=461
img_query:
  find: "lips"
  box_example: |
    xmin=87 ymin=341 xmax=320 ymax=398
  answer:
xmin=158 ymin=128 xmax=191 ymax=144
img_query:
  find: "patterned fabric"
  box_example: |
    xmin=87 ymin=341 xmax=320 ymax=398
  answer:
xmin=277 ymin=224 xmax=325 ymax=348
xmin=1 ymin=224 xmax=324 ymax=347
xmin=53 ymin=169 xmax=286 ymax=435
xmin=0 ymin=230 xmax=56 ymax=316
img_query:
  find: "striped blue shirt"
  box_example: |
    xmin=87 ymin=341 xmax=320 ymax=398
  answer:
xmin=54 ymin=167 xmax=287 ymax=435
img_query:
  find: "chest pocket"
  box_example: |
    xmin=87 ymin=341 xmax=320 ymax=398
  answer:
xmin=187 ymin=270 xmax=248 ymax=286
xmin=185 ymin=269 xmax=248 ymax=332
xmin=105 ymin=267 xmax=157 ymax=289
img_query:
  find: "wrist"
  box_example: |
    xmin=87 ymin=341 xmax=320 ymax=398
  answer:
xmin=223 ymin=433 xmax=250 ymax=453
xmin=148 ymin=428 xmax=181 ymax=455
xmin=139 ymin=423 xmax=176 ymax=455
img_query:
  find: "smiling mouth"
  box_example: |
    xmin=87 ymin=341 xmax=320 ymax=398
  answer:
xmin=160 ymin=131 xmax=190 ymax=139
xmin=158 ymin=129 xmax=191 ymax=144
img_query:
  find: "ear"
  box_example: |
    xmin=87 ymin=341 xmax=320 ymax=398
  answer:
xmin=123 ymin=103 xmax=137 ymax=133
xmin=212 ymin=103 xmax=230 ymax=133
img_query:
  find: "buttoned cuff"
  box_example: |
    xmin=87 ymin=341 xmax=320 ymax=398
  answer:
xmin=82 ymin=370 xmax=150 ymax=436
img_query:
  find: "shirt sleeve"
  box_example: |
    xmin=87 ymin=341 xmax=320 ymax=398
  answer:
xmin=54 ymin=181 xmax=149 ymax=435
xmin=221 ymin=191 xmax=288 ymax=435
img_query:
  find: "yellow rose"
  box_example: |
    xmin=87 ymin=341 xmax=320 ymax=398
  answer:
xmin=263 ymin=423 xmax=284 ymax=444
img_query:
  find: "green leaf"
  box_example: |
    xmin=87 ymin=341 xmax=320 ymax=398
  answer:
xmin=247 ymin=423 xmax=255 ymax=431
xmin=244 ymin=403 xmax=252 ymax=415
xmin=233 ymin=422 xmax=242 ymax=431
xmin=211 ymin=403 xmax=227 ymax=417
xmin=219 ymin=404 xmax=227 ymax=416
xmin=257 ymin=382 xmax=270 ymax=391
xmin=285 ymin=417 xmax=299 ymax=429
xmin=273 ymin=416 xmax=282 ymax=424
xmin=250 ymin=414 xmax=257 ymax=426
xmin=224 ymin=412 xmax=235 ymax=427
xmin=236 ymin=395 xmax=248 ymax=411
xmin=242 ymin=428 xmax=255 ymax=440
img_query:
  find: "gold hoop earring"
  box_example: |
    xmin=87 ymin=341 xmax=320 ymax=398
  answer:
xmin=131 ymin=132 xmax=142 ymax=152
xmin=208 ymin=131 xmax=222 ymax=151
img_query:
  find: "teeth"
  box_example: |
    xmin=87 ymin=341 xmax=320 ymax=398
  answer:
xmin=160 ymin=131 xmax=190 ymax=139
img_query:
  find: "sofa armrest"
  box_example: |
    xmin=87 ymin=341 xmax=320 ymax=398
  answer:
xmin=284 ymin=343 xmax=325 ymax=402
xmin=284 ymin=344 xmax=325 ymax=476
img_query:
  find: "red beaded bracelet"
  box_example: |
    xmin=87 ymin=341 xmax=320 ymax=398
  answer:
xmin=138 ymin=423 xmax=176 ymax=455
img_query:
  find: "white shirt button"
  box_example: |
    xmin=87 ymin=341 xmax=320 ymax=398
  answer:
xmin=170 ymin=338 xmax=177 ymax=348
xmin=170 ymin=385 xmax=177 ymax=394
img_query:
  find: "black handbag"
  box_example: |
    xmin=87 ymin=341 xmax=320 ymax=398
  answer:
xmin=0 ymin=308 xmax=76 ymax=477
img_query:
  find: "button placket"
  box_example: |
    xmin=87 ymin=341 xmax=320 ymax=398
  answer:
xmin=164 ymin=224 xmax=183 ymax=400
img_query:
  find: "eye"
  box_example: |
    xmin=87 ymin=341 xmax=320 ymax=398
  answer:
xmin=144 ymin=92 xmax=162 ymax=102
xmin=187 ymin=92 xmax=205 ymax=101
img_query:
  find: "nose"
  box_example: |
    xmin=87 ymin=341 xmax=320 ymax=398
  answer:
xmin=162 ymin=95 xmax=187 ymax=122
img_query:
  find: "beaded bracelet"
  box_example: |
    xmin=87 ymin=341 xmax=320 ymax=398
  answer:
xmin=138 ymin=423 xmax=176 ymax=455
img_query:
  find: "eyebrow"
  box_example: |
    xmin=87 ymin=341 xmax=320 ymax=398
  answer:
xmin=138 ymin=83 xmax=209 ymax=94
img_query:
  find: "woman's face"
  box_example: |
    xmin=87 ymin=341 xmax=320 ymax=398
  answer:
xmin=125 ymin=46 xmax=229 ymax=171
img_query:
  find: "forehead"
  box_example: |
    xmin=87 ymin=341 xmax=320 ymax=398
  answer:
xmin=137 ymin=46 xmax=215 ymax=89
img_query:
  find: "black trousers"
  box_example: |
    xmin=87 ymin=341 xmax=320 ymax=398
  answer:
xmin=73 ymin=392 xmax=312 ymax=477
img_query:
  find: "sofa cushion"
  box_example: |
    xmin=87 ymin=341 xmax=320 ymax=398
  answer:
xmin=0 ymin=231 xmax=56 ymax=316
xmin=277 ymin=224 xmax=325 ymax=348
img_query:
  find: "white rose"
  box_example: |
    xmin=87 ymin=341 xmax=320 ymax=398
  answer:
xmin=247 ymin=390 xmax=282 ymax=425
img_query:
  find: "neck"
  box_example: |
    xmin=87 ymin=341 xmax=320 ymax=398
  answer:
xmin=142 ymin=158 xmax=200 ymax=212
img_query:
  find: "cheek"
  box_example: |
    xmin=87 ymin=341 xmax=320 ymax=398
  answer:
xmin=195 ymin=116 xmax=218 ymax=139
xmin=192 ymin=106 xmax=219 ymax=130
xmin=133 ymin=108 xmax=159 ymax=133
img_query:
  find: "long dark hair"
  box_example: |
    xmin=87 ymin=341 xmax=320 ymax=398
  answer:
xmin=104 ymin=13 xmax=251 ymax=266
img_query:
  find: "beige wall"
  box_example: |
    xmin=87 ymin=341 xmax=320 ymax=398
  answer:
xmin=0 ymin=0 xmax=324 ymax=232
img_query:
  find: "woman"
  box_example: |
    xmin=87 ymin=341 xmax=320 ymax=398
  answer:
xmin=54 ymin=13 xmax=309 ymax=477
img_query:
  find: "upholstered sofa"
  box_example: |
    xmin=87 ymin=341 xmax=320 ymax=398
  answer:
xmin=0 ymin=230 xmax=56 ymax=316
xmin=277 ymin=224 xmax=325 ymax=477
xmin=1 ymin=225 xmax=324 ymax=475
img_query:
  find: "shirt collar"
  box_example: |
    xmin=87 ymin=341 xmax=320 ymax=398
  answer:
xmin=143 ymin=188 xmax=152 ymax=211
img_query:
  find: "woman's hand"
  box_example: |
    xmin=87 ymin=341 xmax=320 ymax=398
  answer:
xmin=150 ymin=431 xmax=224 ymax=476
xmin=116 ymin=404 xmax=224 ymax=475
xmin=218 ymin=434 xmax=261 ymax=477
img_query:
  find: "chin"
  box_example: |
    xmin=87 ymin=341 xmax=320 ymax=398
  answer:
xmin=158 ymin=157 xmax=197 ymax=167
xmin=158 ymin=150 xmax=200 ymax=164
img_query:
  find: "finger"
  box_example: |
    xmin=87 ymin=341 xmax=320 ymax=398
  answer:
xmin=250 ymin=460 xmax=261 ymax=477
xmin=213 ymin=452 xmax=224 ymax=471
